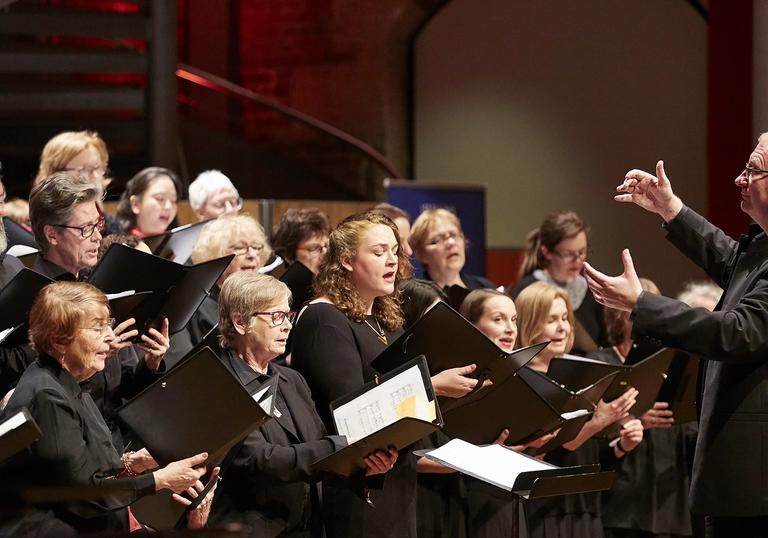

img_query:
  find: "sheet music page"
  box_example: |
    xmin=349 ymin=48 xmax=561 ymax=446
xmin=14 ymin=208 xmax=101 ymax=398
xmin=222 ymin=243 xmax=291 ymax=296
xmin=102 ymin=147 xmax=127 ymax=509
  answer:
xmin=105 ymin=290 xmax=137 ymax=300
xmin=0 ymin=325 xmax=19 ymax=345
xmin=561 ymin=409 xmax=591 ymax=420
xmin=423 ymin=438 xmax=553 ymax=491
xmin=0 ymin=410 xmax=28 ymax=436
xmin=333 ymin=364 xmax=435 ymax=440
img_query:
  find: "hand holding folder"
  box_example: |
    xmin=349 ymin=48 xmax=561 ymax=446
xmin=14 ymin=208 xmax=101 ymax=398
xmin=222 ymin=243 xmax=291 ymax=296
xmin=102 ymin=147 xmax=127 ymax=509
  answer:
xmin=313 ymin=356 xmax=442 ymax=477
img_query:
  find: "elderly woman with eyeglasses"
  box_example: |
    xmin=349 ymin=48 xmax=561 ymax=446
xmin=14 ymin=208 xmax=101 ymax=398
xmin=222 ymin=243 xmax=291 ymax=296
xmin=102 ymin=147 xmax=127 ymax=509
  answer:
xmin=511 ymin=210 xmax=608 ymax=353
xmin=409 ymin=207 xmax=495 ymax=292
xmin=2 ymin=281 xmax=214 ymax=534
xmin=212 ymin=272 xmax=395 ymax=537
xmin=188 ymin=169 xmax=243 ymax=221
xmin=164 ymin=215 xmax=272 ymax=366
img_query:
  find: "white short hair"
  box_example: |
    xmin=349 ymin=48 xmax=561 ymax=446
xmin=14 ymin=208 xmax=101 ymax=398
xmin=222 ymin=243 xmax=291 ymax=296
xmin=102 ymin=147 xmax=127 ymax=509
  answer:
xmin=188 ymin=170 xmax=239 ymax=210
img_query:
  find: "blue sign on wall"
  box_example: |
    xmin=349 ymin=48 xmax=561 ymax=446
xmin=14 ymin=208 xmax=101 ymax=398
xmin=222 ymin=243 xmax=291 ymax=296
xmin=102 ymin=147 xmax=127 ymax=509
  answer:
xmin=386 ymin=180 xmax=486 ymax=278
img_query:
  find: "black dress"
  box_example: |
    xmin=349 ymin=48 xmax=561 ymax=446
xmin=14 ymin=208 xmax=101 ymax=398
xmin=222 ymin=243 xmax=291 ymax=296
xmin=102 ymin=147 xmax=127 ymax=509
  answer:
xmin=291 ymin=302 xmax=418 ymax=538
xmin=3 ymin=355 xmax=156 ymax=533
xmin=212 ymin=348 xmax=346 ymax=537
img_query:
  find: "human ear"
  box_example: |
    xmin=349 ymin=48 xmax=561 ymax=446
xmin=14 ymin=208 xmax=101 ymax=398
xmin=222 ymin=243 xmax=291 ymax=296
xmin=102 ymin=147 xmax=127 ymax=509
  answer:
xmin=340 ymin=253 xmax=353 ymax=272
xmin=232 ymin=313 xmax=248 ymax=335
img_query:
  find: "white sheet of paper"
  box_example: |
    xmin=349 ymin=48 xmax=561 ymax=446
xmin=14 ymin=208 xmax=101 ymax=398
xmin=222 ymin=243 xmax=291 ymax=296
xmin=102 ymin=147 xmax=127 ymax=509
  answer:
xmin=0 ymin=409 xmax=28 ymax=437
xmin=0 ymin=325 xmax=19 ymax=345
xmin=333 ymin=364 xmax=434 ymax=440
xmin=421 ymin=438 xmax=554 ymax=491
xmin=6 ymin=245 xmax=38 ymax=257
xmin=561 ymin=409 xmax=591 ymax=421
xmin=105 ymin=290 xmax=137 ymax=301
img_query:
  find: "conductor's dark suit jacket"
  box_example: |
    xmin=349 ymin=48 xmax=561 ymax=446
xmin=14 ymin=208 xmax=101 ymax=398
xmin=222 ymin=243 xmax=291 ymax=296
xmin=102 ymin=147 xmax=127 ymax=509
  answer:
xmin=631 ymin=206 xmax=768 ymax=516
xmin=212 ymin=348 xmax=346 ymax=537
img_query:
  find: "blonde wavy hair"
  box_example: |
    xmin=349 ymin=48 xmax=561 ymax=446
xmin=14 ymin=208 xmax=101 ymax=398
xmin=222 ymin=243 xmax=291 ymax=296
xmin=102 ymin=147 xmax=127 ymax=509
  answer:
xmin=313 ymin=212 xmax=412 ymax=331
xmin=515 ymin=281 xmax=575 ymax=353
xmin=34 ymin=131 xmax=109 ymax=186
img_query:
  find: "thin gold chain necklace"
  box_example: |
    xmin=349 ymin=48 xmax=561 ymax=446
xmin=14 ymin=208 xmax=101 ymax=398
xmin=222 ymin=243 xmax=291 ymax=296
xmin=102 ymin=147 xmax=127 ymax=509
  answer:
xmin=364 ymin=317 xmax=388 ymax=345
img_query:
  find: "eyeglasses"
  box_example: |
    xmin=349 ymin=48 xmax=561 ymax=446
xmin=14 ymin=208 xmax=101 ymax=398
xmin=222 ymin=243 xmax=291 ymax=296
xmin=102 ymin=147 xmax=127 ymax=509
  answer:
xmin=740 ymin=166 xmax=768 ymax=182
xmin=210 ymin=196 xmax=243 ymax=211
xmin=51 ymin=216 xmax=105 ymax=239
xmin=297 ymin=242 xmax=329 ymax=255
xmin=65 ymin=164 xmax=108 ymax=178
xmin=551 ymin=248 xmax=589 ymax=262
xmin=426 ymin=231 xmax=464 ymax=247
xmin=253 ymin=310 xmax=296 ymax=327
xmin=230 ymin=242 xmax=264 ymax=256
xmin=82 ymin=318 xmax=116 ymax=336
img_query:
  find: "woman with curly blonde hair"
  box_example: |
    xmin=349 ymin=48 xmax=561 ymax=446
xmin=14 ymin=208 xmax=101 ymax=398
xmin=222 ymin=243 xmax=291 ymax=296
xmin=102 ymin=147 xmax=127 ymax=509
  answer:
xmin=291 ymin=211 xmax=415 ymax=538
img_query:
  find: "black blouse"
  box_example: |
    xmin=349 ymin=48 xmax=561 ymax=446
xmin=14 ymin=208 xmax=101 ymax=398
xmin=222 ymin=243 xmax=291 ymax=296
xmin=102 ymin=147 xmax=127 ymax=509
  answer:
xmin=291 ymin=302 xmax=418 ymax=538
xmin=3 ymin=355 xmax=155 ymax=533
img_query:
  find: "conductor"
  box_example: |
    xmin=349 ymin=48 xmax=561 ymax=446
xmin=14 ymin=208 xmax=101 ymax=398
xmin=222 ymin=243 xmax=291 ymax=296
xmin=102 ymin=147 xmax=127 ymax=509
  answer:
xmin=582 ymin=133 xmax=768 ymax=538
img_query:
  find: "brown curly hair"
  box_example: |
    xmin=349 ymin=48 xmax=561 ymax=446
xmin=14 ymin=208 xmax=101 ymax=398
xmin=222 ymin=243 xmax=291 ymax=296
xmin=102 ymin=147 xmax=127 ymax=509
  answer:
xmin=312 ymin=211 xmax=412 ymax=331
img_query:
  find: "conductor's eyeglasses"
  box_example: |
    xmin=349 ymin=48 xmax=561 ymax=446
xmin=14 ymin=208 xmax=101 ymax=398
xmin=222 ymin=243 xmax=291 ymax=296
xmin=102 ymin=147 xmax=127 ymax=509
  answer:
xmin=741 ymin=166 xmax=768 ymax=182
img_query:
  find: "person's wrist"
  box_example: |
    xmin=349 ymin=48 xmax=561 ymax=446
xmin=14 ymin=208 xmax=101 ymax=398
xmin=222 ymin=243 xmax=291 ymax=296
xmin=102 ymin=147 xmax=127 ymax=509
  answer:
xmin=660 ymin=197 xmax=683 ymax=223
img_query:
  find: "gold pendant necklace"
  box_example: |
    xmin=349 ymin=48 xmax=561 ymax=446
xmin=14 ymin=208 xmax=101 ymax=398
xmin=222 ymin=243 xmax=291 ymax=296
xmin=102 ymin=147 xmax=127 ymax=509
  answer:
xmin=364 ymin=317 xmax=388 ymax=345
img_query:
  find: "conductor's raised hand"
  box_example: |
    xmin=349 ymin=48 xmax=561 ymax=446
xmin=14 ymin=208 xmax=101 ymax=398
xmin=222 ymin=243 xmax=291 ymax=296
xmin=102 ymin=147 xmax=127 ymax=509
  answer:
xmin=616 ymin=160 xmax=683 ymax=222
xmin=583 ymin=249 xmax=643 ymax=312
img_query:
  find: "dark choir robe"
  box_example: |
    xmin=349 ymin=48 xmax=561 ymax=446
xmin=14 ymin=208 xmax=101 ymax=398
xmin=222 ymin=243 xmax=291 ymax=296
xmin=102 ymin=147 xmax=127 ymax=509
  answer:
xmin=588 ymin=348 xmax=696 ymax=538
xmin=631 ymin=206 xmax=768 ymax=518
xmin=291 ymin=302 xmax=418 ymax=538
xmin=3 ymin=355 xmax=156 ymax=533
xmin=0 ymin=252 xmax=37 ymax=399
xmin=212 ymin=348 xmax=346 ymax=537
xmin=424 ymin=270 xmax=496 ymax=294
xmin=33 ymin=255 xmax=165 ymax=452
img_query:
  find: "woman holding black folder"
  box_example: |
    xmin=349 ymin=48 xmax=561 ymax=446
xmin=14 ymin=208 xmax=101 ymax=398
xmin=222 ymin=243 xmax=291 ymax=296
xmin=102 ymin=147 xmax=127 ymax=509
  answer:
xmin=212 ymin=272 xmax=395 ymax=537
xmin=291 ymin=211 xmax=418 ymax=538
xmin=2 ymin=281 xmax=215 ymax=533
xmin=516 ymin=282 xmax=643 ymax=538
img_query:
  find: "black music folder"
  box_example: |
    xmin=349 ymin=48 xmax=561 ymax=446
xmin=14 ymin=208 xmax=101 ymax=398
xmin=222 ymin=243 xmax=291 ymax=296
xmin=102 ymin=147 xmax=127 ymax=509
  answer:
xmin=279 ymin=260 xmax=314 ymax=308
xmin=0 ymin=407 xmax=42 ymax=463
xmin=440 ymin=356 xmax=597 ymax=446
xmin=0 ymin=268 xmax=53 ymax=345
xmin=117 ymin=346 xmax=272 ymax=467
xmin=371 ymin=301 xmax=547 ymax=378
xmin=548 ymin=348 xmax=676 ymax=417
xmin=125 ymin=348 xmax=277 ymax=530
xmin=656 ymin=350 xmax=698 ymax=424
xmin=415 ymin=438 xmax=615 ymax=499
xmin=89 ymin=243 xmax=233 ymax=335
xmin=143 ymin=219 xmax=211 ymax=263
xmin=313 ymin=356 xmax=442 ymax=477
xmin=2 ymin=216 xmax=37 ymax=248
